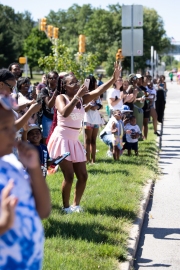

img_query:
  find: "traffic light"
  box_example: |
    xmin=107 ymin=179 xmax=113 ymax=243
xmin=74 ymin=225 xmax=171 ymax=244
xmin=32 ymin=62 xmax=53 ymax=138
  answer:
xmin=116 ymin=49 xmax=125 ymax=61
xmin=116 ymin=53 xmax=121 ymax=61
xmin=47 ymin=25 xmax=53 ymax=38
xmin=19 ymin=57 xmax=26 ymax=64
xmin=53 ymin=27 xmax=59 ymax=39
xmin=79 ymin=34 xmax=85 ymax=53
xmin=40 ymin=18 xmax=47 ymax=31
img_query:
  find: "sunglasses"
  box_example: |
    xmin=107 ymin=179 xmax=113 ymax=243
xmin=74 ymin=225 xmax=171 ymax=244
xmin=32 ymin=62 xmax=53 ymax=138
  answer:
xmin=67 ymin=81 xmax=80 ymax=87
xmin=3 ymin=81 xmax=15 ymax=91
xmin=0 ymin=95 xmax=18 ymax=110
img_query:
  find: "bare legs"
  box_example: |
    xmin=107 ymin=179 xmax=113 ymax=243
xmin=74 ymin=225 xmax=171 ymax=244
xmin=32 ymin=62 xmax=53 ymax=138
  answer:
xmin=60 ymin=160 xmax=87 ymax=208
xmin=85 ymin=127 xmax=99 ymax=163
xmin=113 ymin=145 xmax=120 ymax=160
xmin=150 ymin=107 xmax=159 ymax=134
xmin=143 ymin=118 xmax=149 ymax=139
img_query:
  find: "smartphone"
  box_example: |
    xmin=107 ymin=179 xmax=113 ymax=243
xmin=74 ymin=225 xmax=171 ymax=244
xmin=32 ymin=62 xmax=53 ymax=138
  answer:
xmin=52 ymin=152 xmax=70 ymax=165
xmin=84 ymin=79 xmax=90 ymax=90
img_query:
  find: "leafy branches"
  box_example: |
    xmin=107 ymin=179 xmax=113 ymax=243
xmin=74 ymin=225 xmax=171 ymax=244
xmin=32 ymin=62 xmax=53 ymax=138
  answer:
xmin=38 ymin=40 xmax=100 ymax=81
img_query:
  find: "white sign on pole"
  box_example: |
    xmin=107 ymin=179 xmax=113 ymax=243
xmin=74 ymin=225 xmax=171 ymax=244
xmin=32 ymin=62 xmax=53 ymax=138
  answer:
xmin=122 ymin=29 xmax=143 ymax=56
xmin=122 ymin=5 xmax=143 ymax=27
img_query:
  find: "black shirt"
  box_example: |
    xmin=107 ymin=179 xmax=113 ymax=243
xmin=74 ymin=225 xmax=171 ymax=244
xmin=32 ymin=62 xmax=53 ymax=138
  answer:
xmin=41 ymin=87 xmax=55 ymax=120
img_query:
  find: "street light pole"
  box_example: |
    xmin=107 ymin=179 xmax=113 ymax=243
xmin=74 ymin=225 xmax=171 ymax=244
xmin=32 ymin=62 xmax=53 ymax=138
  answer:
xmin=151 ymin=46 xmax=154 ymax=77
xmin=154 ymin=50 xmax=157 ymax=78
xmin=131 ymin=5 xmax=134 ymax=73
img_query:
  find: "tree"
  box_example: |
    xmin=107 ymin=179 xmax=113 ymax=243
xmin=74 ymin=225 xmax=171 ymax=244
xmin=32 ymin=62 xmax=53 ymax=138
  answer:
xmin=38 ymin=40 xmax=100 ymax=81
xmin=0 ymin=4 xmax=34 ymax=68
xmin=23 ymin=28 xmax=52 ymax=78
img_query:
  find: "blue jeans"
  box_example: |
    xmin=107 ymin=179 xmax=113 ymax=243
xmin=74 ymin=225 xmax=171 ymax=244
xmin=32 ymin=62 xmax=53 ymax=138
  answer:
xmin=42 ymin=115 xmax=53 ymax=138
xmin=100 ymin=134 xmax=113 ymax=151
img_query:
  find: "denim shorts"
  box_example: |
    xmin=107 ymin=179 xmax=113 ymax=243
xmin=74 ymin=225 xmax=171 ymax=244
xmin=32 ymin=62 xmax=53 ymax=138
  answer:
xmin=100 ymin=134 xmax=113 ymax=150
xmin=42 ymin=115 xmax=53 ymax=138
xmin=84 ymin=122 xmax=99 ymax=129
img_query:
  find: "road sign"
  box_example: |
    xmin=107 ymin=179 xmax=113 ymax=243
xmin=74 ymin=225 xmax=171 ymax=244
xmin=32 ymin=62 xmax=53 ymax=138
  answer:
xmin=122 ymin=5 xmax=143 ymax=27
xmin=122 ymin=29 xmax=143 ymax=56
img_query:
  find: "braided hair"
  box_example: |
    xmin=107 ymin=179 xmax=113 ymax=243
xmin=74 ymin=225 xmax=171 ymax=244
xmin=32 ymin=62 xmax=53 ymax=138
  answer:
xmin=46 ymin=74 xmax=71 ymax=144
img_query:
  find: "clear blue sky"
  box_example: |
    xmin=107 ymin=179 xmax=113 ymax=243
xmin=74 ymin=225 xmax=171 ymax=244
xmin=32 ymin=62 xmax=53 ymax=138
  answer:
xmin=0 ymin=0 xmax=179 ymax=41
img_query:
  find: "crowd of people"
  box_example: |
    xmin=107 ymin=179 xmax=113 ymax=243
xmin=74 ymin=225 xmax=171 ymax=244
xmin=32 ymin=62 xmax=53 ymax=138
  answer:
xmin=0 ymin=61 xmax=167 ymax=269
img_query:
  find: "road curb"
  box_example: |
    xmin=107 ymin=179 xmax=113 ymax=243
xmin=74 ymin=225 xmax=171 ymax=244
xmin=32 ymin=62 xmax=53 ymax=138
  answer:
xmin=119 ymin=179 xmax=154 ymax=270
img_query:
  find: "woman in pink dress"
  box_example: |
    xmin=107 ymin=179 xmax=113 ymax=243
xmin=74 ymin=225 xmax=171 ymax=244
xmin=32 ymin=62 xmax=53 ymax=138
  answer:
xmin=47 ymin=63 xmax=121 ymax=213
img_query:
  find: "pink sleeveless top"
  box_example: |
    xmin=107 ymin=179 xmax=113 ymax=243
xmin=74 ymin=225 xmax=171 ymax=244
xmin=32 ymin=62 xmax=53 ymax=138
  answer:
xmin=57 ymin=94 xmax=85 ymax=129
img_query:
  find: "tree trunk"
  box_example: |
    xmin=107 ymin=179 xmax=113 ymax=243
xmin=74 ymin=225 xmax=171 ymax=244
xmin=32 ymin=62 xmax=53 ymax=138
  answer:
xmin=30 ymin=66 xmax=33 ymax=79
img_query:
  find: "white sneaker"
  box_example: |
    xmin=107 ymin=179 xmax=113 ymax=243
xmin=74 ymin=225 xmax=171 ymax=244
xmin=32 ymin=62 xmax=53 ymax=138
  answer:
xmin=106 ymin=150 xmax=113 ymax=157
xmin=70 ymin=205 xmax=83 ymax=213
xmin=62 ymin=207 xmax=73 ymax=214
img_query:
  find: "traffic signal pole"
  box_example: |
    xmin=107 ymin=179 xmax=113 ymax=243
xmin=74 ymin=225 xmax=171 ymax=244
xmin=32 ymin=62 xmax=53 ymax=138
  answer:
xmin=131 ymin=5 xmax=134 ymax=73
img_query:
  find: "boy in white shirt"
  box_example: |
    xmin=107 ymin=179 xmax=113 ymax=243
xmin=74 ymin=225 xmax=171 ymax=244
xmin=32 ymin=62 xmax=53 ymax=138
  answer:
xmin=124 ymin=115 xmax=141 ymax=156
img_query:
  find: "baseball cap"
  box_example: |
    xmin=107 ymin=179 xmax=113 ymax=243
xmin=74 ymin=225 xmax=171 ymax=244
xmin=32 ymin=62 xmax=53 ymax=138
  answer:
xmin=128 ymin=73 xmax=137 ymax=81
xmin=136 ymin=74 xmax=143 ymax=79
xmin=120 ymin=105 xmax=133 ymax=113
xmin=27 ymin=124 xmax=41 ymax=134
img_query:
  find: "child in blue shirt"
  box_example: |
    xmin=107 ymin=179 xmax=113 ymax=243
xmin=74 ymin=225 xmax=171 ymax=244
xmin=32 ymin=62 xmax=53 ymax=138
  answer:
xmin=0 ymin=101 xmax=51 ymax=269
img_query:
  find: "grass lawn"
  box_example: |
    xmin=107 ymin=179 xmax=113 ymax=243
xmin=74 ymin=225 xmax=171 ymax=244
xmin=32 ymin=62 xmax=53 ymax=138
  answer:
xmin=42 ymin=124 xmax=158 ymax=270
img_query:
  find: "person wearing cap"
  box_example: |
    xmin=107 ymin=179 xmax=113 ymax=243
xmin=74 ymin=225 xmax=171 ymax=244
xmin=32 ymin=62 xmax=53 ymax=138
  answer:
xmin=97 ymin=74 xmax=104 ymax=87
xmin=99 ymin=107 xmax=131 ymax=158
xmin=23 ymin=124 xmax=61 ymax=177
xmin=107 ymin=75 xmax=123 ymax=117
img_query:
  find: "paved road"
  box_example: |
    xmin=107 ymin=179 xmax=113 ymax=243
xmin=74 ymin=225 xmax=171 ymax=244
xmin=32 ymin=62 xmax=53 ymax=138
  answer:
xmin=134 ymin=79 xmax=180 ymax=269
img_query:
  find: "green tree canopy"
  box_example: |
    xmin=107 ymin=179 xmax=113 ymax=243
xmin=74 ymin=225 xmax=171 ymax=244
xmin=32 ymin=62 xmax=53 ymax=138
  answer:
xmin=45 ymin=4 xmax=170 ymax=75
xmin=23 ymin=27 xmax=52 ymax=78
xmin=38 ymin=40 xmax=100 ymax=81
xmin=0 ymin=4 xmax=34 ymax=68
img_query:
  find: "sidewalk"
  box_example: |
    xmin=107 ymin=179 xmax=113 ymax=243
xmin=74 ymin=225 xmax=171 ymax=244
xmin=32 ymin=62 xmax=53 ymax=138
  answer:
xmin=134 ymin=80 xmax=180 ymax=269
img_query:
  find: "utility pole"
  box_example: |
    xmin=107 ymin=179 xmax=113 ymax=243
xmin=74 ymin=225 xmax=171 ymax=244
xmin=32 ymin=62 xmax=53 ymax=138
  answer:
xmin=151 ymin=46 xmax=154 ymax=77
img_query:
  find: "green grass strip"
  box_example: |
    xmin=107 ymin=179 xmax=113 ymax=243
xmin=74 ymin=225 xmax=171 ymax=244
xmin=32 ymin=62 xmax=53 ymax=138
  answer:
xmin=43 ymin=124 xmax=158 ymax=270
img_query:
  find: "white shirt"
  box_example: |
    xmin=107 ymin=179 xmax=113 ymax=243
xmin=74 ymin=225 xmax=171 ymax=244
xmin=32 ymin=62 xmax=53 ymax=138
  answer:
xmin=84 ymin=97 xmax=102 ymax=125
xmin=124 ymin=123 xmax=141 ymax=143
xmin=107 ymin=88 xmax=123 ymax=110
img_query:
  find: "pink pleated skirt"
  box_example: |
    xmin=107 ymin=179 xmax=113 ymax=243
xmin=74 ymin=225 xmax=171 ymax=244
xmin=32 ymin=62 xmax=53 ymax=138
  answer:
xmin=47 ymin=126 xmax=86 ymax=163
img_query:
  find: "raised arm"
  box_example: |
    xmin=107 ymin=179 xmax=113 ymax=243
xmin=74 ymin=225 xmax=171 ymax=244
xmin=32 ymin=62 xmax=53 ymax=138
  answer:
xmin=82 ymin=63 xmax=121 ymax=104
xmin=15 ymin=103 xmax=41 ymax=131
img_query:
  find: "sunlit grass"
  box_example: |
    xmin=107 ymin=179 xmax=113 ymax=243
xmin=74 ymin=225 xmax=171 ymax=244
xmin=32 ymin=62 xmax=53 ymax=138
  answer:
xmin=42 ymin=124 xmax=158 ymax=270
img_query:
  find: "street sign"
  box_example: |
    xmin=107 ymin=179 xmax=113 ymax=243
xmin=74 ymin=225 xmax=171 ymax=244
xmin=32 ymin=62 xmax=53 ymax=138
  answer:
xmin=122 ymin=29 xmax=143 ymax=56
xmin=122 ymin=5 xmax=143 ymax=27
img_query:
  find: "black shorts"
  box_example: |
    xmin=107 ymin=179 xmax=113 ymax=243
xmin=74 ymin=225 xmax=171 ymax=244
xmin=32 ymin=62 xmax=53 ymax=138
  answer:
xmin=125 ymin=141 xmax=138 ymax=151
xmin=143 ymin=109 xmax=150 ymax=119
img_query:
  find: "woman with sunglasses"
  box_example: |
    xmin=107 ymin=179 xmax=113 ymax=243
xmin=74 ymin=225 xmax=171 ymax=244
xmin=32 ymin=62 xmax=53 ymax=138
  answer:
xmin=47 ymin=63 xmax=121 ymax=213
xmin=41 ymin=71 xmax=59 ymax=144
